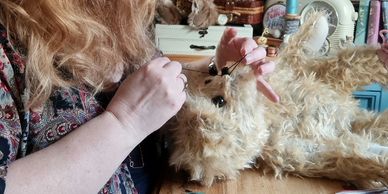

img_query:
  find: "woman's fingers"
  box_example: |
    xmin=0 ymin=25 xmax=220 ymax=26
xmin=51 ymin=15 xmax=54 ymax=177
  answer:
xmin=251 ymin=60 xmax=276 ymax=76
xmin=220 ymin=27 xmax=238 ymax=45
xmin=160 ymin=58 xmax=188 ymax=93
xmin=243 ymin=46 xmax=267 ymax=65
xmin=240 ymin=38 xmax=259 ymax=56
xmin=106 ymin=55 xmax=189 ymax=137
xmin=176 ymin=73 xmax=188 ymax=105
xmin=163 ymin=60 xmax=182 ymax=77
xmin=177 ymin=73 xmax=188 ymax=93
xmin=251 ymin=60 xmax=279 ymax=103
xmin=256 ymin=76 xmax=280 ymax=103
xmin=148 ymin=57 xmax=171 ymax=68
xmin=217 ymin=27 xmax=279 ymax=103
xmin=150 ymin=57 xmax=187 ymax=94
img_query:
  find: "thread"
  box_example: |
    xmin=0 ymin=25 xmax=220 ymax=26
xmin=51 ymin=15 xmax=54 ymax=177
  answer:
xmin=284 ymin=0 xmax=300 ymax=36
xmin=286 ymin=0 xmax=299 ymax=15
xmin=284 ymin=14 xmax=301 ymax=35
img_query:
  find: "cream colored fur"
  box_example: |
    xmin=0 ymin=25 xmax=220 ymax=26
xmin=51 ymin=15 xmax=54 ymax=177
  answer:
xmin=168 ymin=13 xmax=388 ymax=188
xmin=156 ymin=0 xmax=218 ymax=29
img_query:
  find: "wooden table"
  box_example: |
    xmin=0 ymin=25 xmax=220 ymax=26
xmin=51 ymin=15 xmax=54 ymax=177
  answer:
xmin=154 ymin=167 xmax=347 ymax=194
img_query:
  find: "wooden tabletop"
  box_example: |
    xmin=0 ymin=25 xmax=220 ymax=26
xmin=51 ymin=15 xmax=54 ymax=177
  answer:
xmin=154 ymin=167 xmax=347 ymax=194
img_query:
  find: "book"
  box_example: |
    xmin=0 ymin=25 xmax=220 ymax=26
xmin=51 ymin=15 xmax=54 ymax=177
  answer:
xmin=354 ymin=0 xmax=371 ymax=45
xmin=366 ymin=0 xmax=381 ymax=45
xmin=382 ymin=0 xmax=388 ymax=40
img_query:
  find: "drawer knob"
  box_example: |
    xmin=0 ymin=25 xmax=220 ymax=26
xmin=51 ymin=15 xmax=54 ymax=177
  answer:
xmin=190 ymin=44 xmax=216 ymax=50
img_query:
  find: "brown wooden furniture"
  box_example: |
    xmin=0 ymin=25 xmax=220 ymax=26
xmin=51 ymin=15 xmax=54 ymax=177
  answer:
xmin=167 ymin=54 xmax=209 ymax=63
xmin=154 ymin=167 xmax=346 ymax=194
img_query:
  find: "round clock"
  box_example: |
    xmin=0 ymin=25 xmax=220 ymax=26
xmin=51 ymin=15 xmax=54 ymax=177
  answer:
xmin=319 ymin=39 xmax=330 ymax=55
xmin=300 ymin=1 xmax=338 ymax=37
xmin=300 ymin=0 xmax=357 ymax=55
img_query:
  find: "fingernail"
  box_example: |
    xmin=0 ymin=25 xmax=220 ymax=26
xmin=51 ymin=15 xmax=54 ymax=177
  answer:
xmin=258 ymin=68 xmax=263 ymax=75
xmin=241 ymin=49 xmax=247 ymax=56
xmin=244 ymin=54 xmax=252 ymax=63
xmin=273 ymin=95 xmax=280 ymax=103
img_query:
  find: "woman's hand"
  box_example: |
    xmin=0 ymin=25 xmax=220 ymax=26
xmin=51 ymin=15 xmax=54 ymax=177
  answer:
xmin=216 ymin=27 xmax=280 ymax=103
xmin=106 ymin=57 xmax=187 ymax=139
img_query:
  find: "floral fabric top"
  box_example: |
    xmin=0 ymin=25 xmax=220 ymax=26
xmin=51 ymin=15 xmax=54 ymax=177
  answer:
xmin=0 ymin=24 xmax=137 ymax=194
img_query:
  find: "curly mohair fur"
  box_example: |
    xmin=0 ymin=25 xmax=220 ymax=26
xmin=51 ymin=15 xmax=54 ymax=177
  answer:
xmin=156 ymin=0 xmax=218 ymax=29
xmin=168 ymin=12 xmax=388 ymax=188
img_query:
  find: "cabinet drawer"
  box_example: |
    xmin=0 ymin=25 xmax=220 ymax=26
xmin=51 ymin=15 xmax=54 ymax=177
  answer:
xmin=155 ymin=24 xmax=253 ymax=56
xmin=158 ymin=38 xmax=218 ymax=56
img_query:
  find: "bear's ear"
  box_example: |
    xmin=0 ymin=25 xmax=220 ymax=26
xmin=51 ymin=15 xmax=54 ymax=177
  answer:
xmin=156 ymin=0 xmax=182 ymax=25
xmin=187 ymin=0 xmax=218 ymax=29
xmin=282 ymin=11 xmax=329 ymax=56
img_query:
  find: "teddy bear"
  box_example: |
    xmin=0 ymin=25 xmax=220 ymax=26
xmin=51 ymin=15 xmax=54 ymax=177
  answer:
xmin=156 ymin=0 xmax=219 ymax=29
xmin=166 ymin=12 xmax=388 ymax=189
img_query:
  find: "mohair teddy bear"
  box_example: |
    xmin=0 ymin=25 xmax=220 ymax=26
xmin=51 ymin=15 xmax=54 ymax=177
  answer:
xmin=167 ymin=12 xmax=388 ymax=188
xmin=156 ymin=0 xmax=218 ymax=29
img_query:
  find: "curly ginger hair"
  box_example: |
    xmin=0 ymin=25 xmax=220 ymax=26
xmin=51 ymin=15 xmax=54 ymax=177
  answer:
xmin=0 ymin=0 xmax=157 ymax=108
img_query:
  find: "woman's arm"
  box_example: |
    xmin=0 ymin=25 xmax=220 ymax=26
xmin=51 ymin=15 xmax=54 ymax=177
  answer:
xmin=6 ymin=112 xmax=135 ymax=194
xmin=5 ymin=57 xmax=187 ymax=194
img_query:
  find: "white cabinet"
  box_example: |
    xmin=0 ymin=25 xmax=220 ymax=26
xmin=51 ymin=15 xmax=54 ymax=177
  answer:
xmin=155 ymin=24 xmax=253 ymax=56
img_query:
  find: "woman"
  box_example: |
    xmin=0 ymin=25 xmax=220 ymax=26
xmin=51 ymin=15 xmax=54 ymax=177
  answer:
xmin=0 ymin=0 xmax=277 ymax=193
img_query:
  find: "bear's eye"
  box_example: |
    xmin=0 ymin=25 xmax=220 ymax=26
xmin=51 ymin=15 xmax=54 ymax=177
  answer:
xmin=211 ymin=95 xmax=226 ymax=108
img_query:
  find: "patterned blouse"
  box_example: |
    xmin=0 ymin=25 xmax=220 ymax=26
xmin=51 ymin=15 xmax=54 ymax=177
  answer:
xmin=0 ymin=24 xmax=138 ymax=194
